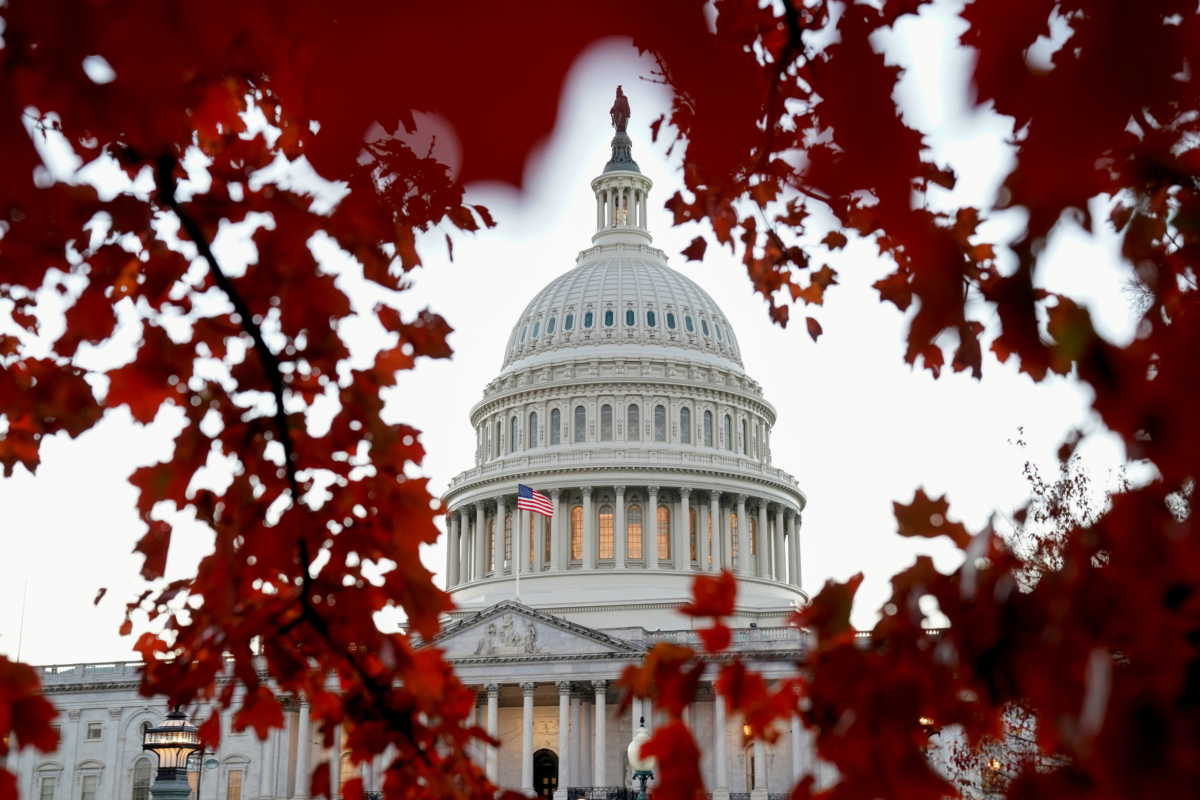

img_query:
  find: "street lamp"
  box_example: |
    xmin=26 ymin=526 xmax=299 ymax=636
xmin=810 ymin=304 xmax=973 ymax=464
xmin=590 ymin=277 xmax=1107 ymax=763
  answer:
xmin=626 ymin=717 xmax=655 ymax=800
xmin=142 ymin=708 xmax=201 ymax=800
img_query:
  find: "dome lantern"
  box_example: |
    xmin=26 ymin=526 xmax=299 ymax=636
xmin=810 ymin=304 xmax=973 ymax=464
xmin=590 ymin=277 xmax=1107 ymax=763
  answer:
xmin=592 ymin=85 xmax=653 ymax=246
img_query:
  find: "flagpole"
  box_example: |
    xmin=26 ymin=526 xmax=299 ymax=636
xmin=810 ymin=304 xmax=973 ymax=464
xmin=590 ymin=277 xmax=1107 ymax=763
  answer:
xmin=514 ymin=509 xmax=521 ymax=602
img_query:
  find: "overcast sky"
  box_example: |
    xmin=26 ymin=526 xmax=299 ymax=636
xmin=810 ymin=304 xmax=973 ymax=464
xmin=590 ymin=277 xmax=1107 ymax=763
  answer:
xmin=0 ymin=3 xmax=1139 ymax=665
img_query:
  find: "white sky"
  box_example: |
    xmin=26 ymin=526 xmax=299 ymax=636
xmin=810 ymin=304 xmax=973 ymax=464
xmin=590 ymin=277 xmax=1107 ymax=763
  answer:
xmin=0 ymin=3 xmax=1139 ymax=665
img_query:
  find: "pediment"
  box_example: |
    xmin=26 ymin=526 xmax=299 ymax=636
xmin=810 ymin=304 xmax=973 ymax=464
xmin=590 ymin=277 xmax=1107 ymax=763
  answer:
xmin=433 ymin=601 xmax=641 ymax=660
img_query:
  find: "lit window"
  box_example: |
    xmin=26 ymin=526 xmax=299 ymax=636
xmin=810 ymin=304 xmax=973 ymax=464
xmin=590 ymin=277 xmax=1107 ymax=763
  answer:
xmin=666 ymin=312 xmax=676 ymax=330
xmin=701 ymin=319 xmax=710 ymax=336
xmin=81 ymin=775 xmax=98 ymax=800
xmin=570 ymin=506 xmax=583 ymax=560
xmin=689 ymin=508 xmax=699 ymax=561
xmin=504 ymin=512 xmax=513 ymax=566
xmin=627 ymin=404 xmax=640 ymax=441
xmin=680 ymin=407 xmax=692 ymax=444
xmin=729 ymin=512 xmax=739 ymax=568
xmin=625 ymin=309 xmax=635 ymax=327
xmin=547 ymin=317 xmax=556 ymax=334
xmin=704 ymin=410 xmax=714 ymax=447
xmin=603 ymin=309 xmax=614 ymax=327
xmin=528 ymin=411 xmax=538 ymax=448
xmin=658 ymin=505 xmax=671 ymax=560
xmin=86 ymin=722 xmax=103 ymax=740
xmin=550 ymin=408 xmax=561 ymax=445
xmin=485 ymin=513 xmax=495 ymax=572
xmin=647 ymin=310 xmax=657 ymax=327
xmin=564 ymin=313 xmax=574 ymax=331
xmin=601 ymin=404 xmax=613 ymax=441
xmin=685 ymin=315 xmax=695 ymax=332
xmin=654 ymin=405 xmax=666 ymax=442
xmin=574 ymin=406 xmax=586 ymax=442
xmin=750 ymin=515 xmax=758 ymax=555
xmin=599 ymin=504 xmax=614 ymax=560
xmin=627 ymin=503 xmax=643 ymax=560
xmin=532 ymin=321 xmax=540 ymax=338
xmin=227 ymin=769 xmax=244 ymax=800
xmin=584 ymin=311 xmax=594 ymax=328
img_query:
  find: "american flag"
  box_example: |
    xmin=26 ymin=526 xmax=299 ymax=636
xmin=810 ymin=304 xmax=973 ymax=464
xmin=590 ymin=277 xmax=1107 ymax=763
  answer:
xmin=517 ymin=484 xmax=554 ymax=517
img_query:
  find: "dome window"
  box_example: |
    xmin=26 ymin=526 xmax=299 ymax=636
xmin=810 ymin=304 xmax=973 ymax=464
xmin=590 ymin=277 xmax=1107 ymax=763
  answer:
xmin=604 ymin=310 xmax=615 ymax=327
xmin=685 ymin=315 xmax=695 ymax=333
xmin=550 ymin=408 xmax=561 ymax=445
xmin=714 ymin=323 xmax=722 ymax=341
xmin=547 ymin=317 xmax=556 ymax=334
xmin=627 ymin=404 xmax=640 ymax=441
xmin=625 ymin=309 xmax=635 ymax=327
xmin=520 ymin=326 xmax=527 ymax=343
xmin=701 ymin=319 xmax=710 ymax=336
xmin=574 ymin=406 xmax=586 ymax=442
xmin=584 ymin=311 xmax=594 ymax=328
xmin=600 ymin=404 xmax=613 ymax=441
xmin=666 ymin=312 xmax=677 ymax=330
xmin=646 ymin=311 xmax=657 ymax=328
xmin=654 ymin=404 xmax=667 ymax=441
xmin=680 ymin=407 xmax=692 ymax=444
xmin=532 ymin=321 xmax=540 ymax=338
xmin=564 ymin=313 xmax=574 ymax=331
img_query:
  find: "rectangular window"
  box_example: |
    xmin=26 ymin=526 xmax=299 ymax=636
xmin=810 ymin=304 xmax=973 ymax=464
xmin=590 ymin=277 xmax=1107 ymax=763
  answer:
xmin=85 ymin=722 xmax=102 ymax=740
xmin=227 ymin=769 xmax=244 ymax=800
xmin=81 ymin=775 xmax=98 ymax=800
xmin=39 ymin=777 xmax=55 ymax=800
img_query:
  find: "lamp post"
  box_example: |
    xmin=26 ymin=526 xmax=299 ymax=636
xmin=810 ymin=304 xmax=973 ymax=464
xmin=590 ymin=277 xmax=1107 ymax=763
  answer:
xmin=142 ymin=708 xmax=201 ymax=800
xmin=626 ymin=717 xmax=655 ymax=800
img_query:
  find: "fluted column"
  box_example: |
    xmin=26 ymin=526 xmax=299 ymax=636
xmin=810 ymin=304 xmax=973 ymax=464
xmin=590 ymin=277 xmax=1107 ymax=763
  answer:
xmin=550 ymin=489 xmax=563 ymax=571
xmin=735 ymin=494 xmax=749 ymax=575
xmin=492 ymin=499 xmax=505 ymax=575
xmin=708 ymin=492 xmax=721 ymax=571
xmin=569 ymin=692 xmax=582 ymax=790
xmin=756 ymin=501 xmax=769 ymax=578
xmin=680 ymin=488 xmax=692 ymax=569
xmin=474 ymin=501 xmax=487 ymax=580
xmin=752 ymin=739 xmax=768 ymax=797
xmin=460 ymin=510 xmax=472 ymax=582
xmin=521 ymin=682 xmax=535 ymax=792
xmin=555 ymin=683 xmax=571 ymax=799
xmin=772 ymin=506 xmax=786 ymax=582
xmin=582 ymin=487 xmax=596 ymax=569
xmin=614 ymin=486 xmax=626 ymax=569
xmin=713 ymin=693 xmax=729 ymax=799
xmin=592 ymin=681 xmax=607 ymax=786
xmin=790 ymin=715 xmax=804 ymax=781
xmin=295 ymin=701 xmax=311 ymax=798
xmin=647 ymin=485 xmax=660 ymax=569
xmin=330 ymin=724 xmax=341 ymax=798
xmin=447 ymin=512 xmax=460 ymax=587
xmin=258 ymin=716 xmax=276 ymax=798
xmin=485 ymin=684 xmax=499 ymax=782
xmin=788 ymin=509 xmax=802 ymax=588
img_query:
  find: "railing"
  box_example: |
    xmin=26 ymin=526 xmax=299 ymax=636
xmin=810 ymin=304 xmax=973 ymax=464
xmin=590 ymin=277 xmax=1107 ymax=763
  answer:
xmin=566 ymin=787 xmax=630 ymax=800
xmin=446 ymin=447 xmax=801 ymax=493
xmin=38 ymin=661 xmax=143 ymax=683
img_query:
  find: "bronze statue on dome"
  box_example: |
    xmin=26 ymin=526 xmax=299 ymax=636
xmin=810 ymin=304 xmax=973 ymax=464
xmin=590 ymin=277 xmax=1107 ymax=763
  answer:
xmin=610 ymin=85 xmax=631 ymax=133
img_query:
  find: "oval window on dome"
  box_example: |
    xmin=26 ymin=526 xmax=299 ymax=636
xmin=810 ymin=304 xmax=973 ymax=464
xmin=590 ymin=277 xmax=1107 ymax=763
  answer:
xmin=685 ymin=315 xmax=695 ymax=332
xmin=666 ymin=312 xmax=676 ymax=330
xmin=604 ymin=310 xmax=615 ymax=327
xmin=625 ymin=309 xmax=635 ymax=327
xmin=584 ymin=311 xmax=594 ymax=328
xmin=564 ymin=313 xmax=574 ymax=331
xmin=547 ymin=316 xmax=556 ymax=334
xmin=701 ymin=319 xmax=710 ymax=336
xmin=647 ymin=310 xmax=657 ymax=328
xmin=532 ymin=321 xmax=540 ymax=338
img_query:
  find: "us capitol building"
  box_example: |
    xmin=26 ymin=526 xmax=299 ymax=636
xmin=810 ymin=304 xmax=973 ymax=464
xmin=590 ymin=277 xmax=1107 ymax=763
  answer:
xmin=9 ymin=94 xmax=814 ymax=800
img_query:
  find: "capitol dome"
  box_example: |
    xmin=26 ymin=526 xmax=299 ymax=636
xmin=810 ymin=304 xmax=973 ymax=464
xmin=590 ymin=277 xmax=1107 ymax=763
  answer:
xmin=443 ymin=101 xmax=806 ymax=631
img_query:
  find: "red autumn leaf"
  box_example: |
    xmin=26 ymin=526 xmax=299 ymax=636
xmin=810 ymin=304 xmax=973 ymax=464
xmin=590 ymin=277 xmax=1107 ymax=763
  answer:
xmin=232 ymin=685 xmax=284 ymax=740
xmin=822 ymin=230 xmax=848 ymax=250
xmin=681 ymin=236 xmax=708 ymax=261
xmin=792 ymin=573 xmax=863 ymax=643
xmin=639 ymin=720 xmax=705 ymax=800
xmin=679 ymin=570 xmax=737 ymax=619
xmin=697 ymin=623 xmax=731 ymax=653
xmin=134 ymin=521 xmax=172 ymax=580
xmin=893 ymin=487 xmax=972 ymax=548
xmin=805 ymin=316 xmax=823 ymax=341
xmin=93 ymin=587 xmax=107 ymax=605
xmin=310 ymin=762 xmax=331 ymax=799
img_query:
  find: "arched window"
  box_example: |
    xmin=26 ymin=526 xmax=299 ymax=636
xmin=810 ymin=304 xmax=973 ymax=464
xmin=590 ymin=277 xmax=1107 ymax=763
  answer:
xmin=504 ymin=511 xmax=513 ymax=568
xmin=654 ymin=404 xmax=667 ymax=442
xmin=724 ymin=414 xmax=733 ymax=450
xmin=680 ymin=407 xmax=692 ymax=444
xmin=564 ymin=313 xmax=575 ymax=331
xmin=550 ymin=408 xmax=561 ymax=445
xmin=625 ymin=309 xmax=636 ymax=327
xmin=132 ymin=758 xmax=152 ymax=800
xmin=604 ymin=309 xmax=615 ymax=327
xmin=574 ymin=406 xmax=586 ymax=442
xmin=485 ymin=513 xmax=495 ymax=572
xmin=627 ymin=404 xmax=640 ymax=441
xmin=627 ymin=503 xmax=643 ymax=560
xmin=599 ymin=504 xmax=615 ymax=560
xmin=750 ymin=515 xmax=758 ymax=556
xmin=584 ymin=310 xmax=594 ymax=328
xmin=528 ymin=411 xmax=539 ymax=449
xmin=647 ymin=310 xmax=657 ymax=327
xmin=543 ymin=514 xmax=552 ymax=564
xmin=753 ymin=421 xmax=760 ymax=458
xmin=689 ymin=507 xmax=699 ymax=561
xmin=658 ymin=504 xmax=671 ymax=560
xmin=701 ymin=319 xmax=710 ymax=336
xmin=715 ymin=322 xmax=722 ymax=341
xmin=685 ymin=315 xmax=695 ymax=332
xmin=520 ymin=326 xmax=527 ymax=343
xmin=704 ymin=410 xmax=714 ymax=447
xmin=532 ymin=321 xmax=540 ymax=338
xmin=528 ymin=514 xmax=538 ymax=569
xmin=729 ymin=512 xmax=739 ymax=569
xmin=547 ymin=316 xmax=556 ymax=334
xmin=742 ymin=418 xmax=749 ymax=455
xmin=570 ymin=506 xmax=583 ymax=560
xmin=495 ymin=421 xmax=502 ymax=458
xmin=510 ymin=415 xmax=519 ymax=451
xmin=666 ymin=312 xmax=677 ymax=330
xmin=601 ymin=404 xmax=613 ymax=441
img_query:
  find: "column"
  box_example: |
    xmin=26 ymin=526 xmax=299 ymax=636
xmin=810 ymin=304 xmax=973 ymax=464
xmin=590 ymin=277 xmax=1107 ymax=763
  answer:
xmin=330 ymin=725 xmax=341 ymax=800
xmin=790 ymin=716 xmax=804 ymax=781
xmin=773 ymin=507 xmax=786 ymax=582
xmin=757 ymin=501 xmax=769 ymax=578
xmin=521 ymin=683 xmax=535 ymax=792
xmin=485 ymin=684 xmax=499 ymax=782
xmin=100 ymin=708 xmax=122 ymax=799
xmin=736 ymin=494 xmax=750 ymax=575
xmin=580 ymin=696 xmax=591 ymax=785
xmin=294 ymin=701 xmax=311 ymax=798
xmin=647 ymin=486 xmax=659 ymax=569
xmin=643 ymin=698 xmax=654 ymax=731
xmin=582 ymin=487 xmax=596 ymax=569
xmin=592 ymin=681 xmax=606 ymax=787
xmin=614 ymin=486 xmax=626 ymax=569
xmin=492 ymin=499 xmax=505 ymax=576
xmin=569 ymin=693 xmax=582 ymax=790
xmin=447 ymin=511 xmax=460 ymax=587
xmin=680 ymin=488 xmax=692 ymax=570
xmin=555 ymin=683 xmax=571 ymax=800
xmin=258 ymin=722 xmax=276 ymax=798
xmin=474 ymin=501 xmax=487 ymax=579
xmin=709 ymin=492 xmax=721 ymax=572
xmin=550 ymin=489 xmax=563 ymax=571
xmin=713 ymin=694 xmax=729 ymax=800
xmin=752 ymin=739 xmax=768 ymax=798
xmin=276 ymin=703 xmax=294 ymax=797
xmin=721 ymin=497 xmax=734 ymax=570
xmin=460 ymin=510 xmax=472 ymax=582
xmin=788 ymin=510 xmax=802 ymax=588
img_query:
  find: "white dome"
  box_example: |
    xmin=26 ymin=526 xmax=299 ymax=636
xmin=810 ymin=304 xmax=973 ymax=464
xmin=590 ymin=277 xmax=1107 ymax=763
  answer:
xmin=501 ymin=243 xmax=743 ymax=374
